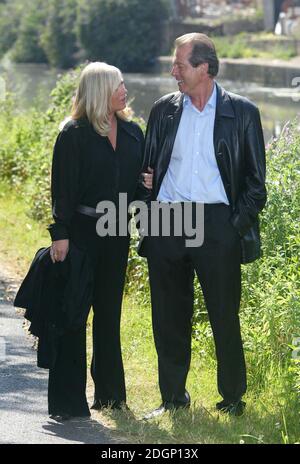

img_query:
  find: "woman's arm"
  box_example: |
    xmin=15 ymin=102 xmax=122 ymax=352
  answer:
xmin=48 ymin=124 xmax=81 ymax=261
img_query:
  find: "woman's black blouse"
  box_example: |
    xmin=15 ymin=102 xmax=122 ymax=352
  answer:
xmin=48 ymin=117 xmax=145 ymax=241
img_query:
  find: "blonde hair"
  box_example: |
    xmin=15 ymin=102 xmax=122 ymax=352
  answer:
xmin=71 ymin=62 xmax=131 ymax=136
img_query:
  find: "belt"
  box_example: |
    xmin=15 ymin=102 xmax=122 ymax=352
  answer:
xmin=76 ymin=204 xmax=104 ymax=218
xmin=77 ymin=203 xmax=229 ymax=219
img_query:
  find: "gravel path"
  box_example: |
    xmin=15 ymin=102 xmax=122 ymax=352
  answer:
xmin=0 ymin=271 xmax=118 ymax=444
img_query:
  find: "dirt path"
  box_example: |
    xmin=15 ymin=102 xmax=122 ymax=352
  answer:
xmin=0 ymin=267 xmax=119 ymax=444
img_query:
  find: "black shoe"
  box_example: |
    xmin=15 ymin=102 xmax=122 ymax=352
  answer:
xmin=49 ymin=414 xmax=71 ymax=422
xmin=49 ymin=412 xmax=90 ymax=422
xmin=91 ymin=400 xmax=104 ymax=410
xmin=216 ymin=400 xmax=246 ymax=416
xmin=143 ymin=401 xmax=190 ymax=420
xmin=91 ymin=399 xmax=127 ymax=411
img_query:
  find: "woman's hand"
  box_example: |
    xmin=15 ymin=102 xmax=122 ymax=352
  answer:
xmin=142 ymin=167 xmax=154 ymax=190
xmin=50 ymin=239 xmax=69 ymax=263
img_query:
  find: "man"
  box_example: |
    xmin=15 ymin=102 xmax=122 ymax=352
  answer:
xmin=140 ymin=33 xmax=267 ymax=419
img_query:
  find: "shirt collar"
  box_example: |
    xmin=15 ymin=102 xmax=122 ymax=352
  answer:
xmin=183 ymin=81 xmax=216 ymax=111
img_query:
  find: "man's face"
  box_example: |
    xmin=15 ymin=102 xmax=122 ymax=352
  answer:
xmin=171 ymin=43 xmax=207 ymax=95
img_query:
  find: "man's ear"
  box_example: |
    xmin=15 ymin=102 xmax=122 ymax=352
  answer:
xmin=198 ymin=62 xmax=209 ymax=75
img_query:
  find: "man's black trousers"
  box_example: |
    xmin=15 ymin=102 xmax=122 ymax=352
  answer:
xmin=146 ymin=203 xmax=247 ymax=405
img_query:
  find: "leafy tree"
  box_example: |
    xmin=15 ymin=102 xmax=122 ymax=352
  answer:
xmin=1 ymin=0 xmax=170 ymax=70
xmin=11 ymin=0 xmax=48 ymax=63
xmin=40 ymin=0 xmax=78 ymax=68
xmin=77 ymin=0 xmax=169 ymax=72
xmin=0 ymin=0 xmax=23 ymax=57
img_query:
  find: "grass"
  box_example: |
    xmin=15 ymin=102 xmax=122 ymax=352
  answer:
xmin=213 ymin=33 xmax=297 ymax=60
xmin=182 ymin=8 xmax=264 ymax=27
xmin=89 ymin=296 xmax=299 ymax=445
xmin=1 ymin=181 xmax=299 ymax=444
xmin=0 ymin=181 xmax=49 ymax=278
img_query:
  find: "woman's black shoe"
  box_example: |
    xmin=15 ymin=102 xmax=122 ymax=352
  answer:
xmin=49 ymin=414 xmax=71 ymax=422
xmin=49 ymin=412 xmax=91 ymax=421
xmin=91 ymin=400 xmax=128 ymax=411
xmin=216 ymin=400 xmax=246 ymax=416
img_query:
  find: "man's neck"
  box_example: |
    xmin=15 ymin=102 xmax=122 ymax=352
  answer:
xmin=189 ymin=79 xmax=215 ymax=112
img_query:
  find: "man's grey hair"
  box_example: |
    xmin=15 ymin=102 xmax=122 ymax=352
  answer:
xmin=175 ymin=33 xmax=219 ymax=77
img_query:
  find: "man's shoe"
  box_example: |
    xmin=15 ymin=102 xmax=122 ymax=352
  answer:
xmin=143 ymin=401 xmax=190 ymax=420
xmin=91 ymin=400 xmax=106 ymax=410
xmin=216 ymin=400 xmax=246 ymax=416
xmin=143 ymin=404 xmax=166 ymax=420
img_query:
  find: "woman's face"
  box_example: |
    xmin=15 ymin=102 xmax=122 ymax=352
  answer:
xmin=110 ymin=80 xmax=127 ymax=113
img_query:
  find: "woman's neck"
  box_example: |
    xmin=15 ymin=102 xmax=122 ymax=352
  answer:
xmin=108 ymin=112 xmax=117 ymax=125
xmin=107 ymin=112 xmax=117 ymax=151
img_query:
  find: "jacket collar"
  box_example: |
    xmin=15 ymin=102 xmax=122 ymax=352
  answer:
xmin=215 ymin=82 xmax=235 ymax=119
xmin=167 ymin=82 xmax=235 ymax=119
xmin=78 ymin=116 xmax=139 ymax=141
xmin=165 ymin=92 xmax=184 ymax=118
xmin=117 ymin=117 xmax=140 ymax=141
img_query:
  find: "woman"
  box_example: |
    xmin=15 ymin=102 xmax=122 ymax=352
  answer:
xmin=48 ymin=62 xmax=152 ymax=420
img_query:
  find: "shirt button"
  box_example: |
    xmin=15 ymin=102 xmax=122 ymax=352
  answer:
xmin=194 ymin=171 xmax=198 ymax=174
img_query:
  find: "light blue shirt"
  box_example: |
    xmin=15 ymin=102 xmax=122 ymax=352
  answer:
xmin=157 ymin=83 xmax=229 ymax=204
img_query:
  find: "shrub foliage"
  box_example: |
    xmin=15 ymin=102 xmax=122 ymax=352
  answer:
xmin=0 ymin=0 xmax=168 ymax=70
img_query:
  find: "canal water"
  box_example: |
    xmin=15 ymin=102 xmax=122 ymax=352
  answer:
xmin=1 ymin=60 xmax=299 ymax=142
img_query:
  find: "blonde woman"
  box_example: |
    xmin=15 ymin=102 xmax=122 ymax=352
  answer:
xmin=48 ymin=62 xmax=152 ymax=420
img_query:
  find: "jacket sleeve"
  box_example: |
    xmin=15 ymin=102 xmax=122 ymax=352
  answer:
xmin=135 ymin=103 xmax=160 ymax=203
xmin=47 ymin=127 xmax=81 ymax=241
xmin=230 ymin=104 xmax=267 ymax=236
xmin=132 ymin=124 xmax=150 ymax=202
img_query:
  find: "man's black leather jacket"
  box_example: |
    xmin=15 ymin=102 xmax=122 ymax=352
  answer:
xmin=139 ymin=82 xmax=267 ymax=264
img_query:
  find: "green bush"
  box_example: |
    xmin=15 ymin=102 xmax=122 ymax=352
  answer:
xmin=77 ymin=0 xmax=168 ymax=71
xmin=213 ymin=33 xmax=297 ymax=60
xmin=11 ymin=1 xmax=47 ymax=63
xmin=1 ymin=0 xmax=169 ymax=69
xmin=196 ymin=123 xmax=300 ymax=395
xmin=0 ymin=69 xmax=80 ymax=221
xmin=40 ymin=0 xmax=78 ymax=68
xmin=0 ymin=1 xmax=21 ymax=57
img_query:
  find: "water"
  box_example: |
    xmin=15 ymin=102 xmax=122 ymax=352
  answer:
xmin=1 ymin=60 xmax=299 ymax=142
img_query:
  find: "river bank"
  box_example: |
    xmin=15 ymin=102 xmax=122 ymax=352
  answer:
xmin=155 ymin=56 xmax=300 ymax=89
xmin=1 ymin=59 xmax=299 ymax=142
